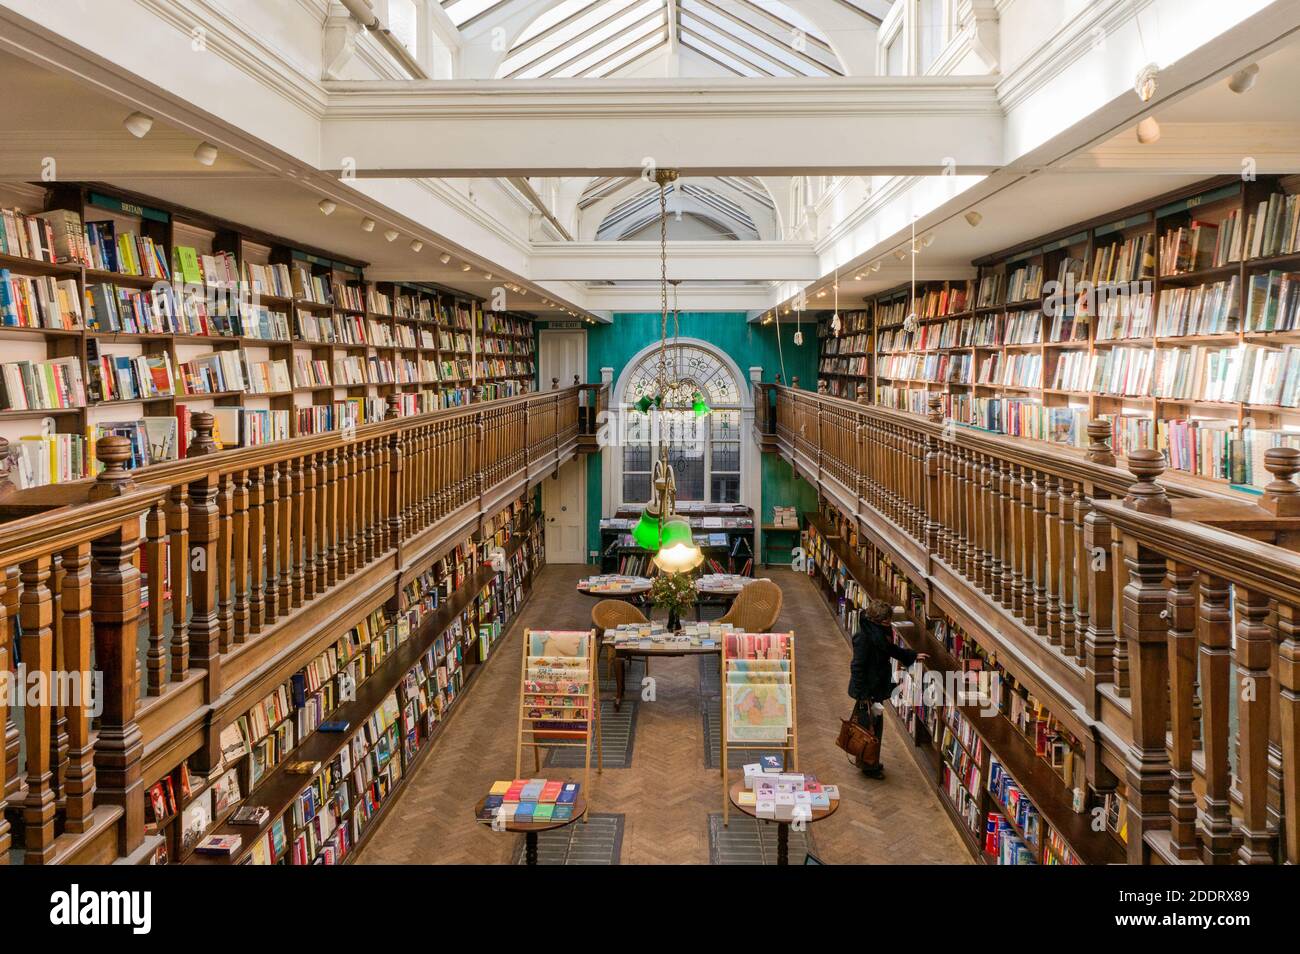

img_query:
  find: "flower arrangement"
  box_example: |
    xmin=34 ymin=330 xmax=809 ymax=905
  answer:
xmin=650 ymin=570 xmax=697 ymax=629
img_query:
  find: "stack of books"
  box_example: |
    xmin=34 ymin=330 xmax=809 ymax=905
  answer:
xmin=737 ymin=758 xmax=839 ymax=820
xmin=477 ymin=778 xmax=581 ymax=824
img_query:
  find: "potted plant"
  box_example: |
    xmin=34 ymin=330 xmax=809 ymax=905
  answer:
xmin=650 ymin=571 xmax=697 ymax=631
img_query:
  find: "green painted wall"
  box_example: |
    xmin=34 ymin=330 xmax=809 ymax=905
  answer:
xmin=580 ymin=312 xmax=818 ymax=561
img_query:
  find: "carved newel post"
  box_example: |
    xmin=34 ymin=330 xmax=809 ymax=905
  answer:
xmin=791 ymin=376 xmax=800 ymax=389
xmin=1087 ymin=419 xmax=1117 ymax=467
xmin=927 ymin=395 xmax=943 ymax=423
xmin=1259 ymin=445 xmax=1300 ymax=517
xmin=817 ymin=381 xmax=828 ymax=395
xmin=1123 ymin=448 xmax=1171 ymax=516
xmin=186 ymin=411 xmax=219 ymax=458
xmin=0 ymin=437 xmax=14 ymax=500
xmin=856 ymin=384 xmax=869 ymax=406
xmin=88 ymin=435 xmax=136 ymax=502
xmin=551 ymin=377 xmax=559 ymax=390
xmin=387 ymin=394 xmax=402 ymax=420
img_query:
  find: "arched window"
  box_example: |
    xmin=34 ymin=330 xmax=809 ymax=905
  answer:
xmin=620 ymin=343 xmax=743 ymax=504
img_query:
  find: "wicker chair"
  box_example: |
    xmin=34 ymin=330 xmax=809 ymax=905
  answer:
xmin=592 ymin=599 xmax=650 ymax=677
xmin=717 ymin=578 xmax=783 ymax=632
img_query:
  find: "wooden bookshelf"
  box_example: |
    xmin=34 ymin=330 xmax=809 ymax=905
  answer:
xmin=818 ymin=175 xmax=1300 ymax=494
xmin=802 ymin=506 xmax=1124 ymax=865
xmin=0 ymin=181 xmax=537 ymax=487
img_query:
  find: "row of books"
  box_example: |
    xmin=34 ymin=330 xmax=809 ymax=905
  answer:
xmin=0 ymin=356 xmax=86 ymax=410
xmin=0 ymin=270 xmax=82 ymax=329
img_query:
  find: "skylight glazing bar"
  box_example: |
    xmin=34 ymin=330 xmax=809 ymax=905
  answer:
xmin=540 ymin=7 xmax=664 ymax=77
xmin=679 ymin=17 xmax=784 ymax=76
xmin=684 ymin=0 xmax=841 ymax=74
xmin=506 ymin=0 xmax=647 ymax=76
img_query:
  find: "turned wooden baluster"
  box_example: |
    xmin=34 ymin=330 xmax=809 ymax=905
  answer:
xmin=247 ymin=466 xmax=266 ymax=632
xmin=48 ymin=552 xmax=67 ymax=805
xmin=355 ymin=441 xmax=370 ymax=566
xmin=262 ymin=462 xmax=280 ymax=625
xmin=1276 ymin=600 xmax=1300 ymax=865
xmin=291 ymin=455 xmax=306 ymax=606
xmin=314 ymin=451 xmax=330 ymax=589
xmin=302 ymin=455 xmax=317 ymax=601
xmin=966 ymin=448 xmax=980 ymax=583
xmin=232 ymin=470 xmax=250 ymax=642
xmin=59 ymin=541 xmax=94 ymax=833
xmin=1235 ymin=585 xmax=1278 ymax=864
xmin=1165 ymin=561 xmax=1199 ymax=860
xmin=3 ymin=567 xmax=17 ymax=799
xmin=215 ymin=474 xmax=234 ymax=652
xmin=326 ymin=448 xmax=342 ymax=586
xmin=1044 ymin=474 xmax=1062 ymax=645
xmin=992 ymin=459 xmax=1010 ymax=605
xmin=185 ymin=449 xmax=220 ymax=685
xmin=1029 ymin=471 xmax=1048 ymax=638
xmin=166 ymin=481 xmax=190 ymax=681
xmin=1120 ymin=450 xmax=1173 ymax=863
xmin=1003 ymin=465 xmax=1024 ymax=616
xmin=1060 ymin=480 xmax=1079 ymax=659
xmin=19 ymin=550 xmax=55 ymax=860
xmin=979 ymin=453 xmax=996 ymax=593
xmin=0 ymin=568 xmax=9 ymax=862
xmin=365 ymin=438 xmax=378 ymax=562
xmin=1196 ymin=573 xmax=1236 ymax=862
xmin=388 ymin=429 xmax=403 ymax=556
xmin=277 ymin=456 xmax=293 ymax=607
xmin=142 ymin=502 xmax=166 ymax=695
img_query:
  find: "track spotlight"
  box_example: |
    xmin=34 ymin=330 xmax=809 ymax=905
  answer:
xmin=383 ymin=229 xmax=399 ymax=242
xmin=318 ymin=199 xmax=337 ymax=215
xmin=409 ymin=239 xmax=423 ymax=252
xmin=965 ymin=211 xmax=982 ymax=227
xmin=123 ymin=111 xmax=154 ymax=138
xmin=894 ymin=248 xmax=907 ymax=261
xmin=871 ymin=261 xmax=881 ymax=272
xmin=922 ymin=234 xmax=935 ymax=248
xmin=483 ymin=273 xmax=492 ymax=280
xmin=1136 ymin=116 xmax=1161 ymax=144
xmin=361 ymin=218 xmax=375 ymax=232
xmin=461 ymin=264 xmax=472 ymax=272
xmin=194 ymin=142 xmax=218 ymax=165
xmin=439 ymin=253 xmax=451 ymax=264
xmin=1228 ymin=64 xmax=1259 ymax=93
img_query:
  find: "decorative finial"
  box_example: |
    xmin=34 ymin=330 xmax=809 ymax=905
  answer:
xmin=187 ymin=411 xmax=219 ymax=457
xmin=89 ymin=435 xmax=136 ymax=501
xmin=927 ymin=395 xmax=943 ymax=423
xmin=1123 ymin=448 xmax=1171 ymax=515
xmin=387 ymin=394 xmax=402 ymax=420
xmin=791 ymin=376 xmax=800 ymax=390
xmin=1260 ymin=445 xmax=1300 ymax=517
xmin=856 ymin=383 xmax=869 ymax=406
xmin=551 ymin=376 xmax=559 ymax=390
xmin=817 ymin=380 xmax=828 ymax=394
xmin=1087 ymin=419 xmax=1116 ymax=467
xmin=0 ymin=437 xmax=14 ymax=499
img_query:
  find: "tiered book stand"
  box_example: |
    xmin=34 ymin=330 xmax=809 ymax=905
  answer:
xmin=721 ymin=631 xmax=798 ymax=824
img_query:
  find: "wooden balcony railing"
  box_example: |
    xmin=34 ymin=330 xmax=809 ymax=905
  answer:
xmin=0 ymin=386 xmax=582 ymax=864
xmin=764 ymin=382 xmax=1300 ymax=865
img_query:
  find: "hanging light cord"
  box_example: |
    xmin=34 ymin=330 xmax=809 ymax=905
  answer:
xmin=657 ymin=179 xmax=670 ymax=396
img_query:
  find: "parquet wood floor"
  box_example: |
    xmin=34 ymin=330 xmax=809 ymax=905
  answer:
xmin=356 ymin=564 xmax=970 ymax=865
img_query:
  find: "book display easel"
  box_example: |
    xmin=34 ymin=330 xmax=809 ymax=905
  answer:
xmin=819 ymin=174 xmax=1300 ymax=494
xmin=0 ymin=181 xmax=537 ymax=488
xmin=802 ymin=500 xmax=1124 ymax=865
xmin=516 ymin=629 xmax=602 ymax=798
xmin=600 ymin=502 xmax=755 ymax=575
xmin=720 ymin=631 xmax=797 ymax=824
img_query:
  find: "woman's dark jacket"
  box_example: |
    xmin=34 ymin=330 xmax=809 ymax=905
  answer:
xmin=848 ymin=616 xmax=918 ymax=703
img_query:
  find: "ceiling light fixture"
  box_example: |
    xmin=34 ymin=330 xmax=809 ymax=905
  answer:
xmin=361 ymin=218 xmax=375 ymax=232
xmin=461 ymin=263 xmax=472 ymax=272
xmin=383 ymin=229 xmax=399 ymax=242
xmin=439 ymin=253 xmax=451 ymax=264
xmin=871 ymin=261 xmax=882 ymax=272
xmin=1136 ymin=116 xmax=1161 ymax=144
xmin=1228 ymin=63 xmax=1259 ymax=93
xmin=965 ymin=211 xmax=983 ymax=227
xmin=194 ymin=142 xmax=218 ymax=166
xmin=483 ymin=272 xmax=492 ymax=280
xmin=123 ymin=111 xmax=154 ymax=138
xmin=318 ymin=199 xmax=337 ymax=216
xmin=409 ymin=239 xmax=423 ymax=252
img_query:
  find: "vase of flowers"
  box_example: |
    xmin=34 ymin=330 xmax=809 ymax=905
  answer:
xmin=650 ymin=571 xmax=697 ymax=631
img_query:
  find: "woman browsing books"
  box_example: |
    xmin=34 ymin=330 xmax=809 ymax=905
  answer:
xmin=848 ymin=599 xmax=926 ymax=780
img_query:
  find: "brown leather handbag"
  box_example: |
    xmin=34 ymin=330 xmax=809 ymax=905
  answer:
xmin=836 ymin=700 xmax=880 ymax=765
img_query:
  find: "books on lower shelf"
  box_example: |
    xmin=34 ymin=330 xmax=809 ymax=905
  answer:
xmin=0 ymin=269 xmax=82 ymax=329
xmin=0 ymin=356 xmax=86 ymax=410
xmin=88 ymin=348 xmax=175 ymax=402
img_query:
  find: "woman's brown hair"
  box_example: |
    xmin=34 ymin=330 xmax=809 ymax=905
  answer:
xmin=864 ymin=598 xmax=893 ymax=625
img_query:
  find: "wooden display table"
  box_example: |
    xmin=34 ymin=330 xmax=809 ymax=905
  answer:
xmin=727 ymin=780 xmax=838 ymax=865
xmin=576 ymin=575 xmax=652 ymax=600
xmin=474 ymin=794 xmax=588 ymax=865
xmin=602 ymin=634 xmax=722 ymax=711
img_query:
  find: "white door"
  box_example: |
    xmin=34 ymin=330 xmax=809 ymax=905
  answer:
xmin=539 ymin=329 xmax=586 ymax=390
xmin=538 ymin=329 xmax=589 ymax=563
xmin=542 ymin=457 xmax=587 ymax=563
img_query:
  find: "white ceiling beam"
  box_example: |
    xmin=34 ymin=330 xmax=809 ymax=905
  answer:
xmin=319 ymin=76 xmax=1004 ymax=176
xmin=529 ymin=239 xmax=819 ymax=280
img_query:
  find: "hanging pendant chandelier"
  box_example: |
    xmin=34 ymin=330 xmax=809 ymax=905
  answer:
xmin=631 ymin=168 xmax=703 ymax=575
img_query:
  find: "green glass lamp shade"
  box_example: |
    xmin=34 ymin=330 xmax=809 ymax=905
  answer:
xmin=692 ymin=391 xmax=711 ymax=417
xmin=634 ymin=394 xmax=655 ymax=414
xmin=632 ymin=508 xmax=662 ymax=550
xmin=653 ymin=394 xmax=664 ymax=408
xmin=653 ymin=516 xmax=704 ymax=573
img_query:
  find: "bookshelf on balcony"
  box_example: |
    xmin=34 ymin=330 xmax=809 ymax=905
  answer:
xmin=816 ymin=175 xmax=1300 ymax=497
xmin=0 ymin=181 xmax=539 ymax=491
